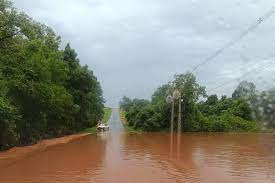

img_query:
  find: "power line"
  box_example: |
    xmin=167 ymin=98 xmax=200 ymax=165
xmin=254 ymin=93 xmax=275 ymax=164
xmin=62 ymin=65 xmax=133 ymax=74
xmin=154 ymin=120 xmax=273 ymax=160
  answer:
xmin=192 ymin=7 xmax=275 ymax=72
xmin=207 ymin=57 xmax=275 ymax=92
xmin=207 ymin=53 xmax=275 ymax=85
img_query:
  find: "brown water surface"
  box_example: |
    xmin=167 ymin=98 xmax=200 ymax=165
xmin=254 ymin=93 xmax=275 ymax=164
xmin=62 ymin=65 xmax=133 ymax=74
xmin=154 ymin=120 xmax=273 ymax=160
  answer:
xmin=0 ymin=109 xmax=275 ymax=183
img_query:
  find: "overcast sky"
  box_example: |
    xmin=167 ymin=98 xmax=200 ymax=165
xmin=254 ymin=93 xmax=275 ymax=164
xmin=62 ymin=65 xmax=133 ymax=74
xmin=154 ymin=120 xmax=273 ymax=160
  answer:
xmin=13 ymin=0 xmax=275 ymax=107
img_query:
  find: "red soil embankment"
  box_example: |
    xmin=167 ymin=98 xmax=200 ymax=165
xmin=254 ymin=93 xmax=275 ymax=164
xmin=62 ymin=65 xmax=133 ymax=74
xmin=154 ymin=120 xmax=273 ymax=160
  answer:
xmin=0 ymin=133 xmax=90 ymax=168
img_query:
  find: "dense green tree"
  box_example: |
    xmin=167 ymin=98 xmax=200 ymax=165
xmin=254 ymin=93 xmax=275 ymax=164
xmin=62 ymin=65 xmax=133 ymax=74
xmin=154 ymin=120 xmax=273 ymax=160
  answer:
xmin=121 ymin=74 xmax=259 ymax=132
xmin=0 ymin=97 xmax=19 ymax=150
xmin=0 ymin=0 xmax=104 ymax=149
xmin=199 ymin=95 xmax=220 ymax=116
xmin=151 ymin=84 xmax=170 ymax=104
xmin=229 ymin=98 xmax=253 ymax=121
xmin=119 ymin=96 xmax=132 ymax=112
xmin=63 ymin=44 xmax=104 ymax=130
xmin=206 ymin=95 xmax=218 ymax=105
xmin=232 ymin=81 xmax=256 ymax=99
xmin=257 ymin=89 xmax=275 ymax=129
xmin=121 ymin=73 xmax=207 ymax=132
xmin=171 ymin=73 xmax=206 ymax=131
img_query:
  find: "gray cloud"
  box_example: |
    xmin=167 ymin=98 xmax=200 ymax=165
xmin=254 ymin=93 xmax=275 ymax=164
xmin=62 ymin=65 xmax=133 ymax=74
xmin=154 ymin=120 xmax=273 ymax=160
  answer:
xmin=13 ymin=0 xmax=275 ymax=106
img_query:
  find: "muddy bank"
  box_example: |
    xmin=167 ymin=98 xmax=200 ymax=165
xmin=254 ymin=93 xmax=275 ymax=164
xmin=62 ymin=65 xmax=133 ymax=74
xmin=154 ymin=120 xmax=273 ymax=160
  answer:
xmin=0 ymin=133 xmax=91 ymax=168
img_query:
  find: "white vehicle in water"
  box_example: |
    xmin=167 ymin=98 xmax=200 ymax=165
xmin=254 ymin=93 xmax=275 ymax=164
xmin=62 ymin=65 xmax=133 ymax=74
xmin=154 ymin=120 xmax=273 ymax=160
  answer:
xmin=97 ymin=123 xmax=109 ymax=131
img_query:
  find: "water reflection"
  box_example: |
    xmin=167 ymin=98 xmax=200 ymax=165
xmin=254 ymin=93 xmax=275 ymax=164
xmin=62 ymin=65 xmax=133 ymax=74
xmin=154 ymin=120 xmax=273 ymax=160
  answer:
xmin=177 ymin=132 xmax=181 ymax=160
xmin=169 ymin=131 xmax=174 ymax=158
xmin=120 ymin=133 xmax=275 ymax=183
xmin=0 ymin=135 xmax=107 ymax=183
xmin=0 ymin=131 xmax=275 ymax=183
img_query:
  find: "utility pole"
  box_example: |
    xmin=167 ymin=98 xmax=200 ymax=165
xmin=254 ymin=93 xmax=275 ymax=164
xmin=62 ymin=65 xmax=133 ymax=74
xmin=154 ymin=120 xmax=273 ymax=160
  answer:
xmin=173 ymin=89 xmax=181 ymax=133
xmin=167 ymin=87 xmax=183 ymax=160
xmin=178 ymin=92 xmax=182 ymax=134
xmin=171 ymin=99 xmax=174 ymax=133
xmin=166 ymin=95 xmax=174 ymax=133
xmin=167 ymin=88 xmax=183 ymax=133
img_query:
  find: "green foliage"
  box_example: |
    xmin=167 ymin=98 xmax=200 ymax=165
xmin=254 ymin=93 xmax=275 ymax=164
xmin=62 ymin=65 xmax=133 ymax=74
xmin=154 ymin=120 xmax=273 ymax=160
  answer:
xmin=199 ymin=96 xmax=253 ymax=121
xmin=63 ymin=44 xmax=104 ymax=130
xmin=256 ymin=89 xmax=275 ymax=129
xmin=120 ymin=74 xmax=260 ymax=133
xmin=81 ymin=127 xmax=97 ymax=134
xmin=232 ymin=81 xmax=256 ymax=99
xmin=0 ymin=1 xmax=104 ymax=150
xmin=173 ymin=73 xmax=206 ymax=103
xmin=102 ymin=108 xmax=112 ymax=124
xmin=119 ymin=96 xmax=132 ymax=112
xmin=0 ymin=97 xmax=19 ymax=150
xmin=124 ymin=124 xmax=142 ymax=133
xmin=82 ymin=108 xmax=112 ymax=134
xmin=201 ymin=113 xmax=259 ymax=132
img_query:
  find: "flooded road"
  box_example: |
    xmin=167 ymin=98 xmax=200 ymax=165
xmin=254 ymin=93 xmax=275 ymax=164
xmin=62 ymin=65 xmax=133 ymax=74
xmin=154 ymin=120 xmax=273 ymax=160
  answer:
xmin=1 ymin=109 xmax=275 ymax=183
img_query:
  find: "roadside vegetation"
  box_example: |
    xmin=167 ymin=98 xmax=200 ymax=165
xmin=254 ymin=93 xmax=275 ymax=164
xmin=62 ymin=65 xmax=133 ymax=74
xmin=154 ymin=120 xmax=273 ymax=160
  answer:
xmin=0 ymin=0 xmax=104 ymax=150
xmin=119 ymin=109 xmax=142 ymax=133
xmin=120 ymin=72 xmax=275 ymax=133
xmin=102 ymin=108 xmax=112 ymax=124
xmin=83 ymin=107 xmax=112 ymax=134
xmin=119 ymin=109 xmax=127 ymax=124
xmin=81 ymin=127 xmax=98 ymax=134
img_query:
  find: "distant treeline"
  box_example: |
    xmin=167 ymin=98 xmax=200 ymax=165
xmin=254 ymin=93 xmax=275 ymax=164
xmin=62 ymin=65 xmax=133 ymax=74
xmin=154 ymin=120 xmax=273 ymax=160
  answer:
xmin=120 ymin=73 xmax=275 ymax=132
xmin=0 ymin=0 xmax=104 ymax=150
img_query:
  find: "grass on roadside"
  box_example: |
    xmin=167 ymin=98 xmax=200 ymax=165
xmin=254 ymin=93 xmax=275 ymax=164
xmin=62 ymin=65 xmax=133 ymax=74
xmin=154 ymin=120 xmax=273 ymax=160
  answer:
xmin=124 ymin=124 xmax=142 ymax=133
xmin=102 ymin=107 xmax=112 ymax=124
xmin=119 ymin=109 xmax=142 ymax=133
xmin=82 ymin=107 xmax=112 ymax=134
xmin=119 ymin=109 xmax=126 ymax=124
xmin=82 ymin=127 xmax=97 ymax=134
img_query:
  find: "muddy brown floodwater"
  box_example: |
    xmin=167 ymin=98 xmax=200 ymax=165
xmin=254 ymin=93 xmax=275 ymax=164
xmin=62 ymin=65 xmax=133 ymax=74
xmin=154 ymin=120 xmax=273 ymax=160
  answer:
xmin=1 ymin=108 xmax=275 ymax=183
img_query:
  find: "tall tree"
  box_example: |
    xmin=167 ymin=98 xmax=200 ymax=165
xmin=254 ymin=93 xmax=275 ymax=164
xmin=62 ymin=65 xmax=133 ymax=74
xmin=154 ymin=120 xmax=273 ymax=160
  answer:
xmin=232 ymin=81 xmax=256 ymax=99
xmin=172 ymin=72 xmax=206 ymax=131
xmin=0 ymin=0 xmax=104 ymax=149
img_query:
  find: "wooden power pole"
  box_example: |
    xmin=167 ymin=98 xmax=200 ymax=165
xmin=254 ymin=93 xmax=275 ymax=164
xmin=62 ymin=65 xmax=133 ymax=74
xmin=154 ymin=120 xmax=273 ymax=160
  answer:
xmin=178 ymin=93 xmax=182 ymax=134
xmin=171 ymin=99 xmax=174 ymax=133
